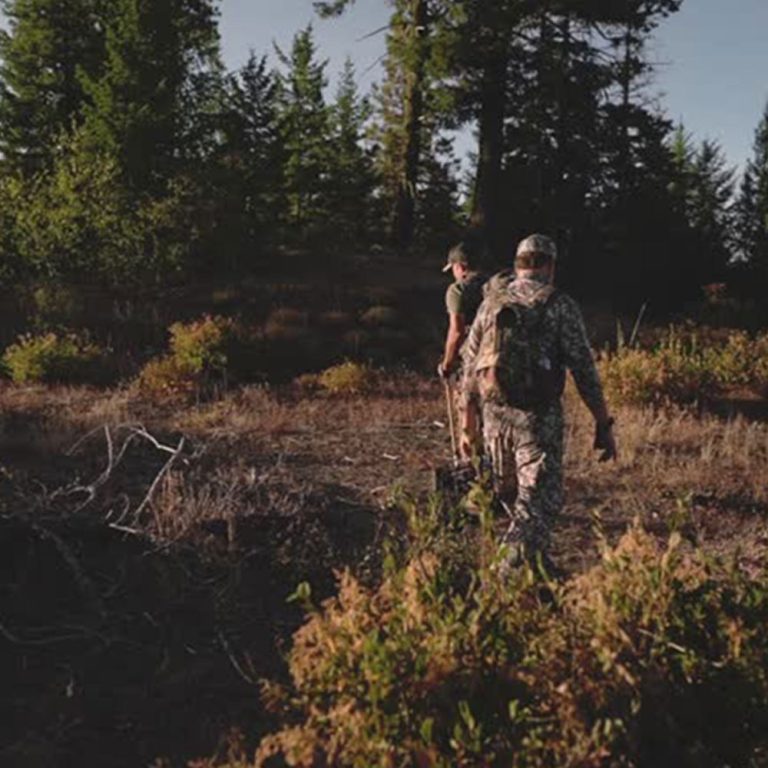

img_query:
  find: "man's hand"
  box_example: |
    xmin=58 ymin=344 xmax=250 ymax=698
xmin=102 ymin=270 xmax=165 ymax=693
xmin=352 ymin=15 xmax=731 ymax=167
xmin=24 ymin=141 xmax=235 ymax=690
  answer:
xmin=437 ymin=360 xmax=456 ymax=380
xmin=594 ymin=418 xmax=617 ymax=462
xmin=460 ymin=427 xmax=482 ymax=461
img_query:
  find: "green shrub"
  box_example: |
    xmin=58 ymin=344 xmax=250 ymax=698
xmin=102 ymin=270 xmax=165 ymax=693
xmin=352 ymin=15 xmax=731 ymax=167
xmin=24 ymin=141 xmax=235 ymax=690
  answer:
xmin=168 ymin=315 xmax=237 ymax=375
xmin=136 ymin=315 xmax=245 ymax=401
xmin=2 ymin=331 xmax=111 ymax=385
xmin=600 ymin=327 xmax=768 ymax=406
xmin=317 ymin=361 xmax=376 ymax=395
xmin=252 ymin=499 xmax=768 ymax=768
xmin=135 ymin=354 xmax=198 ymax=401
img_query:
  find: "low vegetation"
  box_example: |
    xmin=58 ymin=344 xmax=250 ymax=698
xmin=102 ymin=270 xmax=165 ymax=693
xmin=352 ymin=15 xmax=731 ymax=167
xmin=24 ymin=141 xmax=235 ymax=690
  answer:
xmin=2 ymin=331 xmax=111 ymax=385
xmin=196 ymin=494 xmax=768 ymax=768
xmin=3 ymin=318 xmax=768 ymax=767
xmin=137 ymin=315 xmax=244 ymax=401
xmin=600 ymin=327 xmax=768 ymax=406
xmin=317 ymin=361 xmax=377 ymax=395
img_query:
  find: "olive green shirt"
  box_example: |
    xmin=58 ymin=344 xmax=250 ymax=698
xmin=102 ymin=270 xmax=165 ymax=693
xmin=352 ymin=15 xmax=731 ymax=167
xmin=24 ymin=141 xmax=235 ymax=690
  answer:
xmin=445 ymin=272 xmax=486 ymax=324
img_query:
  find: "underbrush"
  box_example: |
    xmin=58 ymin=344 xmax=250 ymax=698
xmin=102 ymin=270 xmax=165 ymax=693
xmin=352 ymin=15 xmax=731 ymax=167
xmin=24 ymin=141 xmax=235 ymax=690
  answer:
xmin=600 ymin=326 xmax=768 ymax=406
xmin=136 ymin=315 xmax=256 ymax=401
xmin=205 ymin=496 xmax=768 ymax=768
xmin=2 ymin=331 xmax=112 ymax=385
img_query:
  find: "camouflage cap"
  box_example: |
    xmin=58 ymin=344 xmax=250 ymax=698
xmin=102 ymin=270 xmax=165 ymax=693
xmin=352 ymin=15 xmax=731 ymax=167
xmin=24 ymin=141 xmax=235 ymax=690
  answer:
xmin=516 ymin=234 xmax=557 ymax=261
xmin=442 ymin=242 xmax=475 ymax=272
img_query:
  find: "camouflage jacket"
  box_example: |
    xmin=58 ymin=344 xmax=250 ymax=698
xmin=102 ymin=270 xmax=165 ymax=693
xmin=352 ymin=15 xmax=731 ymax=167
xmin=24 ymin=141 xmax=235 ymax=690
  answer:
xmin=462 ymin=274 xmax=607 ymax=414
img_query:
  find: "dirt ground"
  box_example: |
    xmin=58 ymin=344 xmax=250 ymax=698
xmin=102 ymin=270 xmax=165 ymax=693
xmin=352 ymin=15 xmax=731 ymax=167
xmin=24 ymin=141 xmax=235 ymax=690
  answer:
xmin=2 ymin=378 xmax=768 ymax=766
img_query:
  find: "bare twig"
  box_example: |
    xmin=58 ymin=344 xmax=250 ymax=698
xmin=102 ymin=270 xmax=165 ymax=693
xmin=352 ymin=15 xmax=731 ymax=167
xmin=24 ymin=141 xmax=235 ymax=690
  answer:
xmin=131 ymin=434 xmax=186 ymax=524
xmin=217 ymin=629 xmax=258 ymax=685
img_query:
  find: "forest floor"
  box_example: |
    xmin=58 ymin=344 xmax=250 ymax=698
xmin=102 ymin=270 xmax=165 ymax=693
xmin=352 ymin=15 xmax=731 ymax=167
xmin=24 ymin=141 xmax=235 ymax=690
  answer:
xmin=2 ymin=376 xmax=768 ymax=767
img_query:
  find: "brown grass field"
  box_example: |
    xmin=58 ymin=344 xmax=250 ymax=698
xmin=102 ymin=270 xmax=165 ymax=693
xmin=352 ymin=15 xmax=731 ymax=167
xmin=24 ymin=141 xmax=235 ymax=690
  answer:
xmin=2 ymin=372 xmax=768 ymax=766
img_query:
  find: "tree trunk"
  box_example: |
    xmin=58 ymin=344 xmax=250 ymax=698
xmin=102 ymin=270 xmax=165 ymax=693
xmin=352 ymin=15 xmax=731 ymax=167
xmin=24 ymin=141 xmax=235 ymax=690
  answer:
xmin=472 ymin=50 xmax=507 ymax=263
xmin=394 ymin=0 xmax=427 ymax=255
xmin=619 ymin=24 xmax=633 ymax=191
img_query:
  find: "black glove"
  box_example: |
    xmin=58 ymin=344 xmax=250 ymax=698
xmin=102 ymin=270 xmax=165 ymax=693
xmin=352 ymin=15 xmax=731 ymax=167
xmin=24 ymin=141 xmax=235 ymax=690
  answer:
xmin=594 ymin=418 xmax=617 ymax=462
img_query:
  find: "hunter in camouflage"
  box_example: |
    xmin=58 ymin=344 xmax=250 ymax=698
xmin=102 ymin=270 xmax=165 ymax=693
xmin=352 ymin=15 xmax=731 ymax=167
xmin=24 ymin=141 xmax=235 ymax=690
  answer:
xmin=462 ymin=234 xmax=616 ymax=566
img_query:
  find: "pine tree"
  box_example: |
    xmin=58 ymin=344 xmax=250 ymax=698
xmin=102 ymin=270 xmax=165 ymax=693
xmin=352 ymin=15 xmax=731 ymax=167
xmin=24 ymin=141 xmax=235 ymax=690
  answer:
xmin=668 ymin=127 xmax=736 ymax=288
xmin=319 ymin=0 xmax=430 ymax=253
xmin=326 ymin=58 xmax=377 ymax=247
xmin=210 ymin=53 xmax=284 ymax=266
xmin=688 ymin=139 xmax=735 ymax=280
xmin=78 ymin=0 xmax=220 ymax=192
xmin=275 ymin=25 xmax=333 ymax=241
xmin=0 ymin=0 xmax=106 ymax=172
xmin=737 ymin=101 xmax=768 ymax=268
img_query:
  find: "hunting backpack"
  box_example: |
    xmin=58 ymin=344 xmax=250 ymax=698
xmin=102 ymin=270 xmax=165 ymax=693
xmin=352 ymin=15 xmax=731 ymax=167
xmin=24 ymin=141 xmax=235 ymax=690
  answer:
xmin=472 ymin=282 xmax=561 ymax=409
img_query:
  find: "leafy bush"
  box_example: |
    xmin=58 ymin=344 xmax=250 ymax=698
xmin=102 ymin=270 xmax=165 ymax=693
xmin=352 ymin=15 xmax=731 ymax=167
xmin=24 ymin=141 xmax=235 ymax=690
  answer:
xmin=249 ymin=499 xmax=768 ymax=768
xmin=2 ymin=332 xmax=111 ymax=385
xmin=168 ymin=315 xmax=237 ymax=375
xmin=137 ymin=315 xmax=244 ymax=400
xmin=600 ymin=327 xmax=768 ymax=406
xmin=317 ymin=361 xmax=376 ymax=395
xmin=4 ymin=128 xmax=193 ymax=286
xmin=134 ymin=354 xmax=198 ymax=401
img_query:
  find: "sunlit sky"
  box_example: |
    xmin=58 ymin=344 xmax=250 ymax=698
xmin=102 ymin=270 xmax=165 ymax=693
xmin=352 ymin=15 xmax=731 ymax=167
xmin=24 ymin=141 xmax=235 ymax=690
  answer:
xmin=221 ymin=0 xmax=768 ymax=171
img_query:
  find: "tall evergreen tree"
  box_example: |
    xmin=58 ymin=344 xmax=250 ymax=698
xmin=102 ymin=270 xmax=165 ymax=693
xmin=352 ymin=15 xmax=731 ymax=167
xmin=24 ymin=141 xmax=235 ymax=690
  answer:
xmin=737 ymin=101 xmax=768 ymax=269
xmin=688 ymin=139 xmax=736 ymax=281
xmin=318 ymin=0 xmax=430 ymax=253
xmin=667 ymin=127 xmax=736 ymax=288
xmin=275 ymin=25 xmax=333 ymax=241
xmin=326 ymin=58 xmax=377 ymax=247
xmin=205 ymin=52 xmax=284 ymax=268
xmin=0 ymin=0 xmax=106 ymax=172
xmin=78 ymin=0 xmax=220 ymax=192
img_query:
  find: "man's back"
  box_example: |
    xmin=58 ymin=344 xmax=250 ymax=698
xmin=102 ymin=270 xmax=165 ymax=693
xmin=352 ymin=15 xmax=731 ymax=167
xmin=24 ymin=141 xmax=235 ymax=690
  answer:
xmin=465 ymin=274 xmax=605 ymax=415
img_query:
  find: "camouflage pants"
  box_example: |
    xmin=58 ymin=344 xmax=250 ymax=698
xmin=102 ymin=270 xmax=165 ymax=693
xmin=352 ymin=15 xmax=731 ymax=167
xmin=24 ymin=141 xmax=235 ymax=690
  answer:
xmin=448 ymin=370 xmax=482 ymax=455
xmin=482 ymin=400 xmax=564 ymax=560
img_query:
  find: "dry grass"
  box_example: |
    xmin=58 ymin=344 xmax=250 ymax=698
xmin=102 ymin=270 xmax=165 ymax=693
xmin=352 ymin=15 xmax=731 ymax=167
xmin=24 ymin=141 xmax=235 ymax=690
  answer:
xmin=3 ymin=372 xmax=768 ymax=768
xmin=2 ymin=373 xmax=767 ymax=570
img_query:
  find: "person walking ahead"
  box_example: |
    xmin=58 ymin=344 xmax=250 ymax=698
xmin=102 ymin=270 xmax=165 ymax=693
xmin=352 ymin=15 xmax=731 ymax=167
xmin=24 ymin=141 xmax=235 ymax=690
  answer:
xmin=462 ymin=234 xmax=617 ymax=566
xmin=438 ymin=242 xmax=486 ymax=459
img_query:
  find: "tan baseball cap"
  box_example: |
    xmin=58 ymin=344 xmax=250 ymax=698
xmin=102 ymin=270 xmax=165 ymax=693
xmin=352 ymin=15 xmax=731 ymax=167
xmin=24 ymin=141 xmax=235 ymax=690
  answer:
xmin=442 ymin=242 xmax=474 ymax=272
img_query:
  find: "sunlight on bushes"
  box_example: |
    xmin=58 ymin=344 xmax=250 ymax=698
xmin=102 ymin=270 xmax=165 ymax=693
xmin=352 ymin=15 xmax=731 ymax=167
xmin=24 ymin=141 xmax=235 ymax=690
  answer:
xmin=2 ymin=331 xmax=110 ymax=385
xmin=600 ymin=326 xmax=768 ymax=406
xmin=244 ymin=497 xmax=768 ymax=768
xmin=317 ymin=361 xmax=376 ymax=395
xmin=137 ymin=315 xmax=242 ymax=401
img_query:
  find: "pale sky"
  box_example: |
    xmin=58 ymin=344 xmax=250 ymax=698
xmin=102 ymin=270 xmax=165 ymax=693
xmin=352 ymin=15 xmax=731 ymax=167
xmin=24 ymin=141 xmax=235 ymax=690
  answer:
xmin=220 ymin=0 xmax=768 ymax=171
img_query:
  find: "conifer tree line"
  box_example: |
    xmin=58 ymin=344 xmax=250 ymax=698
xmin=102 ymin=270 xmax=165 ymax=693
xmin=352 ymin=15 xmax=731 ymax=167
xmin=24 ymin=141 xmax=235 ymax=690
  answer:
xmin=0 ymin=0 xmax=766 ymax=306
